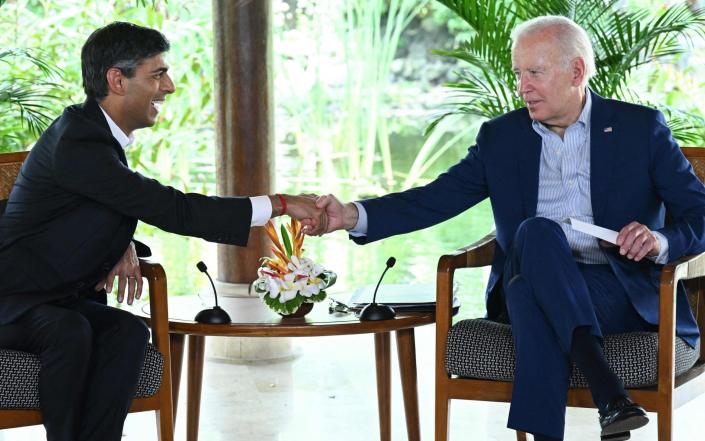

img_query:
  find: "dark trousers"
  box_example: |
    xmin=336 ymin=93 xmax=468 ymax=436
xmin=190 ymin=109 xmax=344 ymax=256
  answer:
xmin=503 ymin=217 xmax=653 ymax=439
xmin=0 ymin=295 xmax=149 ymax=441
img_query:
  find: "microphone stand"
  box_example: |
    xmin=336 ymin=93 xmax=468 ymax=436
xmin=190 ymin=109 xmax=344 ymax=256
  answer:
xmin=194 ymin=261 xmax=232 ymax=324
xmin=359 ymin=257 xmax=397 ymax=321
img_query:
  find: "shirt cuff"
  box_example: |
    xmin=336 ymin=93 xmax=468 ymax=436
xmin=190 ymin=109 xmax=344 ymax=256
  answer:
xmin=250 ymin=195 xmax=272 ymax=227
xmin=650 ymin=231 xmax=669 ymax=264
xmin=347 ymin=201 xmax=368 ymax=237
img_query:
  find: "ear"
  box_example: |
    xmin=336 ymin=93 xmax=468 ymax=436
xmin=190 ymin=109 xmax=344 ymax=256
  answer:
xmin=570 ymin=57 xmax=586 ymax=87
xmin=105 ymin=67 xmax=128 ymax=96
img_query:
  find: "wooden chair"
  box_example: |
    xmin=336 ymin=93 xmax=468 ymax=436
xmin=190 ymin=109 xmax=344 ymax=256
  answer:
xmin=0 ymin=151 xmax=174 ymax=440
xmin=435 ymin=147 xmax=705 ymax=441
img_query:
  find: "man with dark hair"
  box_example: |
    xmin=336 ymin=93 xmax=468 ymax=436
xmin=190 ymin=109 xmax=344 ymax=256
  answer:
xmin=0 ymin=21 xmax=322 ymax=441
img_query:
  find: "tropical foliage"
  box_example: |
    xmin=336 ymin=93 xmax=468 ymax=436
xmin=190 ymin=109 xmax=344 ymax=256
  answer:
xmin=0 ymin=48 xmax=62 ymax=150
xmin=432 ymin=0 xmax=705 ymax=143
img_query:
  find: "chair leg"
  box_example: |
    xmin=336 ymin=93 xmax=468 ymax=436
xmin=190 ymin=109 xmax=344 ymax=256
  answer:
xmin=434 ymin=393 xmax=450 ymax=441
xmin=156 ymin=407 xmax=175 ymax=441
xmin=657 ymin=410 xmax=672 ymax=441
xmin=155 ymin=382 xmax=175 ymax=441
xmin=516 ymin=431 xmax=527 ymax=441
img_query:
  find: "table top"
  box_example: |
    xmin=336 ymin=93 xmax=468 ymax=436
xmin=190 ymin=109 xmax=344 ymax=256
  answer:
xmin=126 ymin=294 xmax=435 ymax=337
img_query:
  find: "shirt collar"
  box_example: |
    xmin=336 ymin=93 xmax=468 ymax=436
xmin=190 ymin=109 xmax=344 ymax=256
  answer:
xmin=531 ymin=88 xmax=592 ymax=135
xmin=98 ymin=105 xmax=135 ymax=149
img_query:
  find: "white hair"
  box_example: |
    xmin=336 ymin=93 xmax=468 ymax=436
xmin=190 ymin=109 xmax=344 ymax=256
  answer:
xmin=511 ymin=15 xmax=596 ymax=87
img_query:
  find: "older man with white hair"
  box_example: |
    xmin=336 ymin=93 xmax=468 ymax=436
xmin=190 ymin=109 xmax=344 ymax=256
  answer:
xmin=313 ymin=15 xmax=705 ymax=441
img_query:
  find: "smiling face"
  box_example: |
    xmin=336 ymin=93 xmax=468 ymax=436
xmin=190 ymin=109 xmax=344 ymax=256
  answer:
xmin=103 ymin=52 xmax=175 ymax=135
xmin=119 ymin=53 xmax=175 ymax=133
xmin=511 ymin=31 xmax=586 ymax=131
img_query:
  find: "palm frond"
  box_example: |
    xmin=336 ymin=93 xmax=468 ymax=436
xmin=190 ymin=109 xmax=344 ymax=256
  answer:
xmin=0 ymin=80 xmax=61 ymax=138
xmin=435 ymin=0 xmax=517 ymax=78
xmin=431 ymin=0 xmax=705 ymax=144
xmin=587 ymin=4 xmax=705 ymax=97
xmin=0 ymin=48 xmax=62 ymax=80
xmin=657 ymin=107 xmax=705 ymax=145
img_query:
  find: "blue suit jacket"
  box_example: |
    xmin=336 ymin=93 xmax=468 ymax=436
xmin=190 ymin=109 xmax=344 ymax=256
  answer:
xmin=355 ymin=91 xmax=705 ymax=347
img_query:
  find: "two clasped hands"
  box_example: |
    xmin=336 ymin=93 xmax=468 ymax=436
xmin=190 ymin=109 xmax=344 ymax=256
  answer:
xmin=278 ymin=194 xmax=357 ymax=236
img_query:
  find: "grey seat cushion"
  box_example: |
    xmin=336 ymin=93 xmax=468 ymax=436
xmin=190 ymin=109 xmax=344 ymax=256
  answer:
xmin=0 ymin=343 xmax=163 ymax=409
xmin=446 ymin=319 xmax=700 ymax=388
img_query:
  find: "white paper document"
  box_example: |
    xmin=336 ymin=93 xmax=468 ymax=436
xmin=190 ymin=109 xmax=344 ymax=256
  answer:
xmin=569 ymin=218 xmax=619 ymax=245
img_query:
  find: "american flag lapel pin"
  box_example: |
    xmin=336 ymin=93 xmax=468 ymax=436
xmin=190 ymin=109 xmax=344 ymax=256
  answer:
xmin=604 ymin=127 xmax=613 ymax=133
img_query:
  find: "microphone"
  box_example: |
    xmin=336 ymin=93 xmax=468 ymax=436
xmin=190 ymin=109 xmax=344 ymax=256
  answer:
xmin=194 ymin=261 xmax=232 ymax=324
xmin=359 ymin=257 xmax=397 ymax=321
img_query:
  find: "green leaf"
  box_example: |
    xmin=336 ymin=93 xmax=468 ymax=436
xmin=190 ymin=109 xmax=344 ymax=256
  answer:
xmin=280 ymin=224 xmax=293 ymax=258
xmin=262 ymin=292 xmax=306 ymax=316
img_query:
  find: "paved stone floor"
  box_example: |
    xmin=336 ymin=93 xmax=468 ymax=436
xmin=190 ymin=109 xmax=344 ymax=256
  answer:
xmin=2 ymin=325 xmax=703 ymax=440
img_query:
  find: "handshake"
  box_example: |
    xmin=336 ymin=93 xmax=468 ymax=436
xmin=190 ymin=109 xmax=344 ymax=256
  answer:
xmin=271 ymin=194 xmax=357 ymax=236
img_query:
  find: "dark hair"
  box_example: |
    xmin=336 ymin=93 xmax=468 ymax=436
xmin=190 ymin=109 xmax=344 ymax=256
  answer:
xmin=81 ymin=22 xmax=170 ymax=100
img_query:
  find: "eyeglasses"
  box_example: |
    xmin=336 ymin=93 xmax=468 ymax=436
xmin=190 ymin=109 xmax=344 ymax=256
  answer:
xmin=328 ymin=298 xmax=353 ymax=314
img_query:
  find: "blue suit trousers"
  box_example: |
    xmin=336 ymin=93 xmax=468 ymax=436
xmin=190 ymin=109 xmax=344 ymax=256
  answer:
xmin=502 ymin=217 xmax=653 ymax=438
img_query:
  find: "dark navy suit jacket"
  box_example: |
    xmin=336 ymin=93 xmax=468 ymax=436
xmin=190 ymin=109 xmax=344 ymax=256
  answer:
xmin=354 ymin=91 xmax=705 ymax=347
xmin=0 ymin=98 xmax=253 ymax=324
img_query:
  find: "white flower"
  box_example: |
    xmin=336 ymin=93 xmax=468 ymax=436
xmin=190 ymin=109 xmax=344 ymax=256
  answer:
xmin=266 ymin=277 xmax=281 ymax=298
xmin=276 ymin=273 xmax=300 ymax=303
xmin=301 ymin=282 xmax=320 ymax=297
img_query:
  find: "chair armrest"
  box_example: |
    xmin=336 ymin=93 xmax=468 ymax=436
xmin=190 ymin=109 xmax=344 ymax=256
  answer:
xmin=436 ymin=231 xmax=497 ymax=320
xmin=138 ymin=259 xmax=170 ymax=356
xmin=437 ymin=231 xmax=497 ymax=274
xmin=657 ymin=252 xmax=705 ymax=390
xmin=435 ymin=232 xmax=497 ymax=380
xmin=138 ymin=258 xmax=173 ymax=414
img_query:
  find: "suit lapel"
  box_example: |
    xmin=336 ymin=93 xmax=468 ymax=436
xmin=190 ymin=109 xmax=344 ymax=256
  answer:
xmin=589 ymin=91 xmax=618 ymax=222
xmin=517 ymin=112 xmax=542 ymax=218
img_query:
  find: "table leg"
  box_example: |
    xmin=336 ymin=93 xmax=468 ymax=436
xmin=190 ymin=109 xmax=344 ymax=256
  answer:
xmin=374 ymin=332 xmax=391 ymax=441
xmin=187 ymin=335 xmax=206 ymax=441
xmin=396 ymin=328 xmax=420 ymax=441
xmin=169 ymin=333 xmax=185 ymax=421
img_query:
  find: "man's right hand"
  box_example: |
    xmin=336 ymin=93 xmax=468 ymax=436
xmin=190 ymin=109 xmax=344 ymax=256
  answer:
xmin=271 ymin=194 xmax=328 ymax=235
xmin=315 ymin=194 xmax=359 ymax=234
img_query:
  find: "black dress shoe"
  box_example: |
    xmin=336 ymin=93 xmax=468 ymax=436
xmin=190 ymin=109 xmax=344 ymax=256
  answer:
xmin=599 ymin=396 xmax=649 ymax=436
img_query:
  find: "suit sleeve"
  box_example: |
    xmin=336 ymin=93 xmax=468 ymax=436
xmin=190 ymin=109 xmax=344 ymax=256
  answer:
xmin=352 ymin=123 xmax=491 ymax=244
xmin=52 ymin=138 xmax=252 ymax=246
xmin=649 ymin=111 xmax=705 ymax=261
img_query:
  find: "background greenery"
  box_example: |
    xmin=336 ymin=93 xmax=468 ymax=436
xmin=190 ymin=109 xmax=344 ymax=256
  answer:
xmin=1 ymin=0 xmax=704 ymax=319
xmin=431 ymin=0 xmax=705 ymax=143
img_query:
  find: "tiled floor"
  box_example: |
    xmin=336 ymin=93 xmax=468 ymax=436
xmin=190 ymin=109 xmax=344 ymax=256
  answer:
xmin=2 ymin=325 xmax=704 ymax=440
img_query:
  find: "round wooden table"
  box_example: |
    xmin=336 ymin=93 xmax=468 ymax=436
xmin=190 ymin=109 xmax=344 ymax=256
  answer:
xmin=136 ymin=295 xmax=435 ymax=441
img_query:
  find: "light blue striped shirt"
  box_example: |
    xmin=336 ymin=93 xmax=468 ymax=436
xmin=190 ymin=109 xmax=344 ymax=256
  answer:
xmin=532 ymin=93 xmax=604 ymax=263
xmin=532 ymin=92 xmax=667 ymax=264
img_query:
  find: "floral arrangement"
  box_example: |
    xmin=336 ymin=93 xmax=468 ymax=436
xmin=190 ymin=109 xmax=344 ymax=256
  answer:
xmin=253 ymin=219 xmax=336 ymax=316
